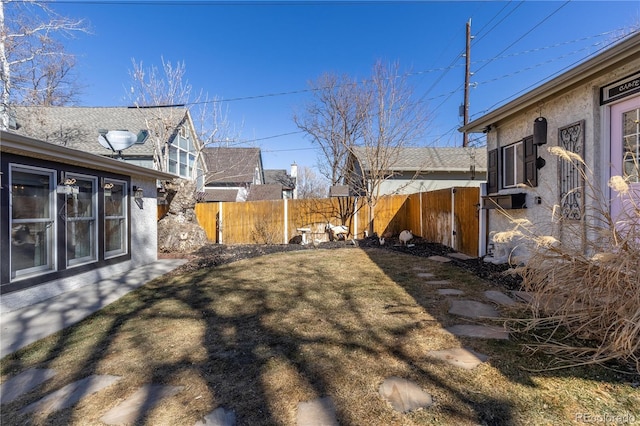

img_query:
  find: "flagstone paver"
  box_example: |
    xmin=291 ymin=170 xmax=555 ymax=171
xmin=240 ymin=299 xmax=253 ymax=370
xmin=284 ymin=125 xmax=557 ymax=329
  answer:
xmin=437 ymin=289 xmax=464 ymax=296
xmin=484 ymin=290 xmax=517 ymax=306
xmin=99 ymin=384 xmax=184 ymax=425
xmin=448 ymin=252 xmax=474 ymax=260
xmin=195 ymin=407 xmax=236 ymax=426
xmin=445 ymin=324 xmax=509 ymax=340
xmin=379 ymin=377 xmax=433 ymax=413
xmin=426 ymin=347 xmax=488 ymax=370
xmin=427 ymin=255 xmax=451 ymax=263
xmin=423 ymin=280 xmax=452 ymax=286
xmin=20 ymin=375 xmax=121 ymax=415
xmin=296 ymin=396 xmax=338 ymax=426
xmin=1 ymin=368 xmax=56 ymax=404
xmin=448 ymin=300 xmax=500 ymax=318
xmin=416 ymin=272 xmax=435 ymax=278
xmin=511 ymin=291 xmax=533 ymax=303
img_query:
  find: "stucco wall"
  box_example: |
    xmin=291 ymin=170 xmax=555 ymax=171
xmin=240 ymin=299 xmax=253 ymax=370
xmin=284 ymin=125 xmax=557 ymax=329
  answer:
xmin=485 ymin=59 xmax=640 ymax=263
xmin=130 ymin=176 xmax=160 ymax=267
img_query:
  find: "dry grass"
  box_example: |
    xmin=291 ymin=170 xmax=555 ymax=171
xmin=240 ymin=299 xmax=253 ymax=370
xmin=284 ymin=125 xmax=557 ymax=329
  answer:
xmin=499 ymin=147 xmax=640 ymax=373
xmin=1 ymin=247 xmax=639 ymax=425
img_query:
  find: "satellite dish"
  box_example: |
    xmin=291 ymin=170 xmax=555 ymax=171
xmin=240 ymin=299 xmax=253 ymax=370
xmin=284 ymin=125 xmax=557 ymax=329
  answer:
xmin=98 ymin=130 xmax=138 ymax=152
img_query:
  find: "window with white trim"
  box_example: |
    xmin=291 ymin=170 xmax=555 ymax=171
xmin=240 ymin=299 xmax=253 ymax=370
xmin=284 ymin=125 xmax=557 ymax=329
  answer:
xmin=502 ymin=141 xmax=525 ymax=188
xmin=104 ymin=179 xmax=128 ymax=258
xmin=9 ymin=166 xmax=56 ymax=279
xmin=487 ymin=136 xmax=538 ymax=194
xmin=168 ymin=134 xmax=197 ymax=179
xmin=66 ymin=174 xmax=97 ymax=266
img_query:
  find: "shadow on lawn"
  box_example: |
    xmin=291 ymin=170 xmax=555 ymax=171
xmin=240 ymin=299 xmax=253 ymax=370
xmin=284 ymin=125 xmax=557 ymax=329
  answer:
xmin=5 ymin=246 xmax=634 ymax=425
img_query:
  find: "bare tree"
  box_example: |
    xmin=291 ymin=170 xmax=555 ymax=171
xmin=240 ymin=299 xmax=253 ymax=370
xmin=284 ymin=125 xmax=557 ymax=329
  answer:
xmin=0 ymin=0 xmax=87 ymax=129
xmin=295 ymin=61 xmax=428 ymax=232
xmin=349 ymin=60 xmax=429 ymax=218
xmin=294 ymin=72 xmax=368 ymax=185
xmin=297 ymin=166 xmax=328 ymax=199
xmin=128 ymin=57 xmax=195 ymax=174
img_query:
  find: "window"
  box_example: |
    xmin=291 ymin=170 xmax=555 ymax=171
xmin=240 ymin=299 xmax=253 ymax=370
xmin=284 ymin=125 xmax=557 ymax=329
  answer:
xmin=487 ymin=136 xmax=538 ymax=194
xmin=9 ymin=166 xmax=56 ymax=279
xmin=622 ymin=107 xmax=640 ymax=182
xmin=66 ymin=174 xmax=97 ymax=266
xmin=168 ymin=134 xmax=198 ymax=179
xmin=104 ymin=180 xmax=128 ymax=258
xmin=502 ymin=141 xmax=524 ymax=188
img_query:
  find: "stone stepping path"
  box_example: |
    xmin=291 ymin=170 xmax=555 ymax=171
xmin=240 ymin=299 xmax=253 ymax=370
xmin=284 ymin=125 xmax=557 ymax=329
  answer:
xmin=448 ymin=252 xmax=474 ymax=260
xmin=484 ymin=290 xmax=517 ymax=306
xmin=511 ymin=290 xmax=533 ymax=303
xmin=20 ymin=375 xmax=121 ymax=415
xmin=437 ymin=288 xmax=464 ymax=296
xmin=426 ymin=347 xmax=488 ymax=370
xmin=296 ymin=396 xmax=338 ymax=426
xmin=424 ymin=280 xmax=452 ymax=286
xmin=100 ymin=384 xmax=184 ymax=425
xmin=427 ymin=255 xmax=451 ymax=263
xmin=416 ymin=272 xmax=435 ymax=279
xmin=1 ymin=368 xmax=56 ymax=405
xmin=448 ymin=300 xmax=500 ymax=319
xmin=195 ymin=406 xmax=236 ymax=426
xmin=445 ymin=324 xmax=509 ymax=340
xmin=379 ymin=376 xmax=433 ymax=413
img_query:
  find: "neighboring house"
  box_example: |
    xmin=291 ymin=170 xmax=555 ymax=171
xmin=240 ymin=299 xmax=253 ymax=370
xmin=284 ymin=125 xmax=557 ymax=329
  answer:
xmin=345 ymin=146 xmax=487 ymax=196
xmin=1 ymin=131 xmax=175 ymax=307
xmin=460 ymin=32 xmax=640 ymax=263
xmin=263 ymin=164 xmax=298 ymax=200
xmin=10 ymin=106 xmax=206 ymax=191
xmin=201 ymin=147 xmax=264 ymax=202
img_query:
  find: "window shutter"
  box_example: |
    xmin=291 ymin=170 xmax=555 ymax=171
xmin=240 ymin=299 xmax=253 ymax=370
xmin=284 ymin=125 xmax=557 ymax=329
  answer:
xmin=487 ymin=148 xmax=498 ymax=194
xmin=523 ymin=136 xmax=537 ymax=187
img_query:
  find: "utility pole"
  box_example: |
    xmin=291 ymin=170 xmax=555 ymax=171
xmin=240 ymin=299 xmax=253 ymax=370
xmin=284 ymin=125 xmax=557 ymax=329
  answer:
xmin=462 ymin=18 xmax=472 ymax=147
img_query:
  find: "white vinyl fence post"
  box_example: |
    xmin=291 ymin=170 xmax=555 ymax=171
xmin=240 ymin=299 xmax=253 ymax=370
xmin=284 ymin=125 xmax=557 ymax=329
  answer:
xmin=283 ymin=198 xmax=288 ymax=244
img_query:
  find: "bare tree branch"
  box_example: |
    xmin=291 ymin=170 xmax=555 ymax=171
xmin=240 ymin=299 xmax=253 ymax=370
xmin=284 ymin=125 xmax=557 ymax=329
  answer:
xmin=1 ymin=0 xmax=88 ymax=128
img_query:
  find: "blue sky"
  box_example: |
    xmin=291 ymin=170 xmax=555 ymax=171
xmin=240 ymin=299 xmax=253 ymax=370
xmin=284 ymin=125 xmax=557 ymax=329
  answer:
xmin=53 ymin=0 xmax=640 ymax=172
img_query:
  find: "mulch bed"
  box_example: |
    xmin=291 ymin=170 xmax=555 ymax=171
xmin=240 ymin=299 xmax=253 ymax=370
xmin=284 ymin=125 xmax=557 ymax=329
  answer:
xmin=163 ymin=235 xmax=523 ymax=290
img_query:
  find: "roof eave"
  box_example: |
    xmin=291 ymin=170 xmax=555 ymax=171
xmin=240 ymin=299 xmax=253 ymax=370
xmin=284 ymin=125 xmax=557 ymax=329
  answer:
xmin=1 ymin=131 xmax=175 ymax=180
xmin=460 ymin=33 xmax=640 ymax=133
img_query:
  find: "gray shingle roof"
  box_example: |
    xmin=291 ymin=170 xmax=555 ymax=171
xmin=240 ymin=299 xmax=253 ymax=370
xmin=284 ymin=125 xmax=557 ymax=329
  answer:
xmin=202 ymin=147 xmax=262 ymax=184
xmin=201 ymin=189 xmax=240 ymax=202
xmin=350 ymin=146 xmax=487 ymax=172
xmin=12 ymin=106 xmax=189 ymax=157
xmin=247 ymin=184 xmax=284 ymax=201
xmin=264 ymin=169 xmax=295 ymax=189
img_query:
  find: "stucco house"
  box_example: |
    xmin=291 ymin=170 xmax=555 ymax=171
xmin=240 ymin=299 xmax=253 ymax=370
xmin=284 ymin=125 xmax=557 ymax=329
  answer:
xmin=460 ymin=32 xmax=640 ymax=263
xmin=345 ymin=146 xmax=487 ymax=196
xmin=200 ymin=147 xmax=265 ymax=202
xmin=1 ymin=131 xmax=175 ymax=307
xmin=10 ymin=106 xmax=206 ymax=191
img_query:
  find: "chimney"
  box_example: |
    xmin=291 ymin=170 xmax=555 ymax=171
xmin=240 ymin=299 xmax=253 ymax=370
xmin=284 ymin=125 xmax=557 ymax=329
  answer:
xmin=291 ymin=163 xmax=298 ymax=199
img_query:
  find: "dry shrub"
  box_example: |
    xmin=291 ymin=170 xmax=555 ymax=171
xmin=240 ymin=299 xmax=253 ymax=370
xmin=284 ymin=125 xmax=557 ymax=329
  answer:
xmin=251 ymin=216 xmax=280 ymax=244
xmin=507 ymin=147 xmax=640 ymax=373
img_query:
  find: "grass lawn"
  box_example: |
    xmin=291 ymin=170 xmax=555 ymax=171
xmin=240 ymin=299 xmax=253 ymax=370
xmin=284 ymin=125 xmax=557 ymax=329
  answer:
xmin=1 ymin=247 xmax=639 ymax=425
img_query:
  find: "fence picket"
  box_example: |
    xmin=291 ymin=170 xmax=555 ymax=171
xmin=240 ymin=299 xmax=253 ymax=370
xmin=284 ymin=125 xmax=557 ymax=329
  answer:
xmin=175 ymin=187 xmax=480 ymax=256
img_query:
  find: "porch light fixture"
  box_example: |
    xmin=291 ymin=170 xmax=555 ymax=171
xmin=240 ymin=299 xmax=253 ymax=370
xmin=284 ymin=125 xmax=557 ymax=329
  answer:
xmin=533 ymin=117 xmax=547 ymax=145
xmin=103 ymin=182 xmax=114 ymax=197
xmin=132 ymin=186 xmax=144 ymax=199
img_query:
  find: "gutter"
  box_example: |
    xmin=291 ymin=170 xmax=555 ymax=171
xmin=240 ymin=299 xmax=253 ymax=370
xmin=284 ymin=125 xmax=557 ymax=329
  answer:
xmin=1 ymin=131 xmax=175 ymax=181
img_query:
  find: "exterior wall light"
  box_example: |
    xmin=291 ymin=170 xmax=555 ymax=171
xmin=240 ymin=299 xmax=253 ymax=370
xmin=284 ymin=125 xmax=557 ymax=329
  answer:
xmin=533 ymin=117 xmax=547 ymax=145
xmin=133 ymin=186 xmax=144 ymax=199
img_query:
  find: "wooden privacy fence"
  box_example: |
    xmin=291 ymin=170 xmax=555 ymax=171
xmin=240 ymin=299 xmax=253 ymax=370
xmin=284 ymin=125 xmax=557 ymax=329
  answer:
xmin=187 ymin=186 xmax=482 ymax=257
